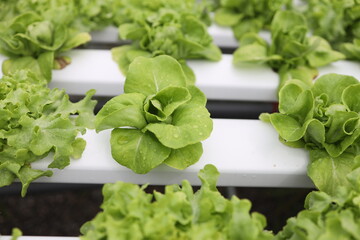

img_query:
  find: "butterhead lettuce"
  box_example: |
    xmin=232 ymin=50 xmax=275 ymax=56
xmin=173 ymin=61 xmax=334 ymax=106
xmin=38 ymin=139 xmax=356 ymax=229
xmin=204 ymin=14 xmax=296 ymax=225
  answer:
xmin=111 ymin=1 xmax=221 ymax=80
xmin=261 ymin=73 xmax=360 ymax=195
xmin=95 ymin=55 xmax=213 ymax=173
xmin=0 ymin=8 xmax=91 ymax=82
xmin=233 ymin=10 xmax=345 ymax=72
xmin=214 ymin=0 xmax=291 ymax=40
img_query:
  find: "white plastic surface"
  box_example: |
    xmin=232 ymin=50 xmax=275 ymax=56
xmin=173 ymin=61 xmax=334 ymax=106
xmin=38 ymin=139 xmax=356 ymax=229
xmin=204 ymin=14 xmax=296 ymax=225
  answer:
xmin=318 ymin=60 xmax=360 ymax=78
xmin=51 ymin=50 xmax=281 ymax=101
xmin=1 ymin=50 xmax=358 ymax=101
xmin=29 ymin=119 xmax=312 ymax=188
xmin=0 ymin=50 xmax=280 ymax=101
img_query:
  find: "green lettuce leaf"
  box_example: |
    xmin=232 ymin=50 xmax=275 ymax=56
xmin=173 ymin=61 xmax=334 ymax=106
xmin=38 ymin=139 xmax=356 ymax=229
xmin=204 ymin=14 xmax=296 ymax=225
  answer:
xmin=0 ymin=70 xmax=96 ymax=196
xmin=145 ymin=104 xmax=213 ymax=149
xmin=96 ymin=55 xmax=212 ymax=173
xmin=110 ymin=129 xmax=171 ymax=174
xmin=111 ymin=45 xmax=152 ymax=76
xmin=261 ymin=73 xmax=360 ymax=194
xmin=124 ymin=56 xmax=187 ymax=95
xmin=214 ymin=0 xmax=291 ymax=40
xmin=340 ymin=39 xmax=360 ymax=61
xmin=164 ymin=143 xmax=203 ymax=170
xmin=275 ymin=163 xmax=360 ymax=239
xmin=95 ymin=93 xmax=147 ymax=131
xmin=111 ymin=3 xmax=221 ymax=80
xmin=303 ymin=0 xmax=360 ymax=45
xmin=308 ymin=150 xmax=356 ymax=195
xmin=233 ymin=10 xmax=344 ymax=90
xmin=0 ymin=10 xmax=91 ymax=81
xmin=80 ymin=165 xmax=273 ymax=240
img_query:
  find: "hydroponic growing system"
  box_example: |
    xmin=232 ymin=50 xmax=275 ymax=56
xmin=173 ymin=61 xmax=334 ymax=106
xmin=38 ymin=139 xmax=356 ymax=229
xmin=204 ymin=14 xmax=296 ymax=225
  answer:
xmin=1 ymin=1 xmax=360 ymax=239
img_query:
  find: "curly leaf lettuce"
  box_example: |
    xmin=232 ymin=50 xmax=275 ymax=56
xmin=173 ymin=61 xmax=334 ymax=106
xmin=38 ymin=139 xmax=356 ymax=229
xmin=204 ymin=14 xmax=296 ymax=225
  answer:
xmin=0 ymin=71 xmax=96 ymax=196
xmin=80 ymin=164 xmax=273 ymax=240
xmin=0 ymin=0 xmax=116 ymax=32
xmin=303 ymin=0 xmax=360 ymax=43
xmin=96 ymin=55 xmax=213 ymax=173
xmin=261 ymin=73 xmax=360 ymax=195
xmin=275 ymin=161 xmax=360 ymax=239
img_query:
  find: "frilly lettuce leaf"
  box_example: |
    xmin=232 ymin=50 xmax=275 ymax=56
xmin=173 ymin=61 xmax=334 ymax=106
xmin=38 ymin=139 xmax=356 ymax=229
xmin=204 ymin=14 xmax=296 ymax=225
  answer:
xmin=96 ymin=55 xmax=212 ymax=173
xmin=303 ymin=0 xmax=360 ymax=45
xmin=80 ymin=164 xmax=273 ymax=240
xmin=2 ymin=51 xmax=54 ymax=82
xmin=1 ymin=0 xmax=115 ymax=31
xmin=0 ymin=70 xmax=96 ymax=196
xmin=275 ymin=162 xmax=360 ymax=239
xmin=301 ymin=0 xmax=360 ymax=62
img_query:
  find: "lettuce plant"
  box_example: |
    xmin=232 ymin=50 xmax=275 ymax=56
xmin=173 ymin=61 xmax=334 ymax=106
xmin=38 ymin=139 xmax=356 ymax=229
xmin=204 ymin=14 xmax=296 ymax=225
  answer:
xmin=275 ymin=161 xmax=360 ymax=239
xmin=214 ymin=0 xmax=291 ymax=40
xmin=303 ymin=0 xmax=360 ymax=44
xmin=233 ymin=10 xmax=345 ymax=90
xmin=75 ymin=0 xmax=117 ymax=32
xmin=95 ymin=55 xmax=213 ymax=174
xmin=111 ymin=1 xmax=221 ymax=81
xmin=260 ymin=73 xmax=360 ymax=195
xmin=233 ymin=10 xmax=345 ymax=70
xmin=340 ymin=38 xmax=360 ymax=61
xmin=112 ymin=0 xmax=212 ymax=27
xmin=303 ymin=0 xmax=360 ymax=61
xmin=80 ymin=164 xmax=274 ymax=240
xmin=0 ymin=9 xmax=91 ymax=82
xmin=0 ymin=71 xmax=96 ymax=196
xmin=0 ymin=0 xmax=115 ymax=32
